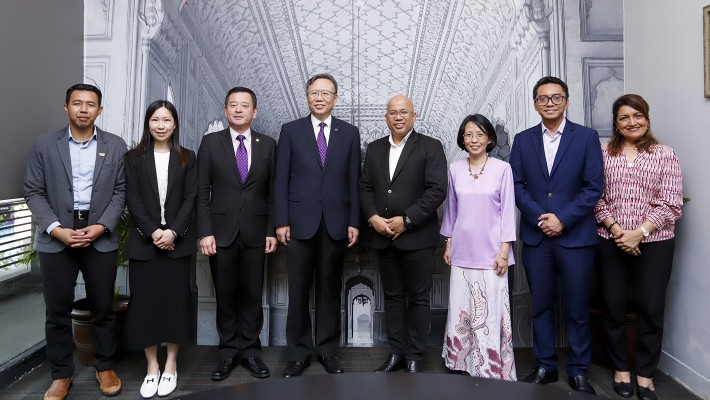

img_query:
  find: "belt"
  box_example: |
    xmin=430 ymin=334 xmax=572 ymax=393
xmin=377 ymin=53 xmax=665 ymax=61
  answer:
xmin=73 ymin=210 xmax=89 ymax=220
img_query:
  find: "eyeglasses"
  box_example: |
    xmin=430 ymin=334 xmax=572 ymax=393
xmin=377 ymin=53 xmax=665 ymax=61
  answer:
xmin=534 ymin=94 xmax=567 ymax=105
xmin=307 ymin=90 xmax=336 ymax=100
xmin=463 ymin=133 xmax=487 ymax=141
xmin=386 ymin=110 xmax=412 ymax=118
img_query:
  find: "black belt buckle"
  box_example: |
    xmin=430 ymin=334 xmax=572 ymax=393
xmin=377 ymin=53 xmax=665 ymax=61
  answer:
xmin=74 ymin=210 xmax=89 ymax=221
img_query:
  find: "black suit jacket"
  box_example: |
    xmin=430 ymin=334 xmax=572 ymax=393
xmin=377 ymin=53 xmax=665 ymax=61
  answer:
xmin=273 ymin=115 xmax=360 ymax=240
xmin=360 ymin=130 xmax=447 ymax=250
xmin=125 ymin=147 xmax=197 ymax=260
xmin=196 ymin=129 xmax=276 ymax=247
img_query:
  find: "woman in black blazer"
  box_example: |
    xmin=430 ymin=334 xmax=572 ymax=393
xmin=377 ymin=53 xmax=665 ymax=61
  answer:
xmin=124 ymin=100 xmax=197 ymax=398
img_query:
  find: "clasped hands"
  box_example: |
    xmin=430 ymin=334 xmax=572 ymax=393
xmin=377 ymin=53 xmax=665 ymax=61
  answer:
xmin=538 ymin=213 xmax=564 ymax=237
xmin=609 ymin=224 xmax=642 ymax=256
xmin=152 ymin=228 xmax=176 ymax=251
xmin=51 ymin=224 xmax=105 ymax=248
xmin=370 ymin=215 xmax=407 ymax=240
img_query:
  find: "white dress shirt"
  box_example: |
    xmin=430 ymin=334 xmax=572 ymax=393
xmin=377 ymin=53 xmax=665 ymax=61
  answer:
xmin=388 ymin=131 xmax=412 ymax=180
xmin=230 ymin=127 xmax=252 ymax=170
xmin=310 ymin=114 xmax=332 ymax=145
xmin=542 ymin=119 xmax=566 ymax=173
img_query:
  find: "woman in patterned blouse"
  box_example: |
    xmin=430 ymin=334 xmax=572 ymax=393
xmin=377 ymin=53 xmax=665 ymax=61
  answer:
xmin=594 ymin=94 xmax=683 ymax=400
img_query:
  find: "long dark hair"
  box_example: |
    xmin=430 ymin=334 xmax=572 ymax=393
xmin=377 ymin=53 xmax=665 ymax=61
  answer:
xmin=608 ymin=94 xmax=659 ymax=156
xmin=127 ymin=100 xmax=189 ymax=167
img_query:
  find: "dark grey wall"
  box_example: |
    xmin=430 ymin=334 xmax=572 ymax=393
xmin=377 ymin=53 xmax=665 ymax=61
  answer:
xmin=0 ymin=0 xmax=83 ymax=199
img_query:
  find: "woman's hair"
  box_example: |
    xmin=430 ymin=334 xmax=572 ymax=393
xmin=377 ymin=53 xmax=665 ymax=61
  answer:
xmin=456 ymin=114 xmax=497 ymax=152
xmin=126 ymin=100 xmax=189 ymax=167
xmin=608 ymin=94 xmax=658 ymax=156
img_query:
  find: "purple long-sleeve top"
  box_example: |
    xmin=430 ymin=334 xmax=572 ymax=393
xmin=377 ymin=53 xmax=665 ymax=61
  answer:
xmin=440 ymin=157 xmax=517 ymax=269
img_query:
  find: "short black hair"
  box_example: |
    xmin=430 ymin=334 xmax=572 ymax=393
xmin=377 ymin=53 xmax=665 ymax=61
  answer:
xmin=66 ymin=83 xmax=102 ymax=105
xmin=224 ymin=86 xmax=257 ymax=108
xmin=456 ymin=114 xmax=497 ymax=152
xmin=532 ymin=76 xmax=569 ymax=99
xmin=306 ymin=73 xmax=338 ymax=94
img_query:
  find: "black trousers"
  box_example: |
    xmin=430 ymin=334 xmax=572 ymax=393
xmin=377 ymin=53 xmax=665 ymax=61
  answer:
xmin=596 ymin=238 xmax=675 ymax=378
xmin=210 ymin=234 xmax=265 ymax=359
xmin=40 ymin=219 xmax=118 ymax=379
xmin=286 ymin=220 xmax=347 ymax=361
xmin=376 ymin=245 xmax=434 ymax=361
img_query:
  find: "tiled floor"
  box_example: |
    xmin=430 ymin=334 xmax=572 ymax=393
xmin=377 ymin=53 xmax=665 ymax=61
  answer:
xmin=1 ymin=345 xmax=701 ymax=399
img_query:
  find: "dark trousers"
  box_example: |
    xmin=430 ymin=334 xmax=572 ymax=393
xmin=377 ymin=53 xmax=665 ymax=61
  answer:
xmin=596 ymin=238 xmax=675 ymax=378
xmin=376 ymin=245 xmax=434 ymax=361
xmin=40 ymin=219 xmax=118 ymax=379
xmin=522 ymin=238 xmax=595 ymax=376
xmin=210 ymin=234 xmax=265 ymax=359
xmin=286 ymin=220 xmax=347 ymax=361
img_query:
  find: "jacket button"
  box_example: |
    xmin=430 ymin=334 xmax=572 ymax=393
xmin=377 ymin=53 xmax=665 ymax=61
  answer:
xmin=318 ymin=199 xmax=322 ymax=204
xmin=547 ymin=192 xmax=553 ymax=197
xmin=387 ymin=189 xmax=392 ymax=194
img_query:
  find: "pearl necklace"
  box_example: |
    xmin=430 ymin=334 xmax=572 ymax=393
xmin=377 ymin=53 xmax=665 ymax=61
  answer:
xmin=468 ymin=156 xmax=488 ymax=179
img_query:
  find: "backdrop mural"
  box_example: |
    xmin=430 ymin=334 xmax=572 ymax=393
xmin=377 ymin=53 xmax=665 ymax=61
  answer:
xmin=83 ymin=0 xmax=623 ymax=347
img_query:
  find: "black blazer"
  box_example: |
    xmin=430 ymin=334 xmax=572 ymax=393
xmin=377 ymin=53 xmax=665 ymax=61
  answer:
xmin=125 ymin=147 xmax=197 ymax=260
xmin=196 ymin=129 xmax=276 ymax=247
xmin=360 ymin=130 xmax=448 ymax=250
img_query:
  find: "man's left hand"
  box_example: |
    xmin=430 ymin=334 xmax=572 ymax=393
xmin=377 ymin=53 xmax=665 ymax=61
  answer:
xmin=539 ymin=213 xmax=564 ymax=237
xmin=73 ymin=224 xmax=105 ymax=247
xmin=385 ymin=216 xmax=406 ymax=240
xmin=347 ymin=227 xmax=359 ymax=248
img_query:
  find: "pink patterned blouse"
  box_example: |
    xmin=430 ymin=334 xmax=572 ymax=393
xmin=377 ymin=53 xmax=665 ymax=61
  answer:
xmin=594 ymin=143 xmax=683 ymax=242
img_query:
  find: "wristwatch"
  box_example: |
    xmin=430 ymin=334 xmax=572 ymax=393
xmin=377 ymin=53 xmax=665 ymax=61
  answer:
xmin=403 ymin=215 xmax=414 ymax=230
xmin=639 ymin=226 xmax=650 ymax=237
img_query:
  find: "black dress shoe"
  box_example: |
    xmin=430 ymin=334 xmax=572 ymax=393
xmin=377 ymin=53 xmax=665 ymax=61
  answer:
xmin=282 ymin=359 xmax=310 ymax=378
xmin=241 ymin=356 xmax=270 ymax=379
xmin=637 ymin=386 xmax=658 ymax=400
xmin=568 ymin=375 xmax=596 ymax=395
xmin=374 ymin=353 xmax=406 ymax=372
xmin=405 ymin=360 xmax=422 ymax=373
xmin=317 ymin=355 xmax=344 ymax=374
xmin=211 ymin=358 xmax=235 ymax=381
xmin=522 ymin=366 xmax=558 ymax=384
xmin=613 ymin=381 xmax=634 ymax=398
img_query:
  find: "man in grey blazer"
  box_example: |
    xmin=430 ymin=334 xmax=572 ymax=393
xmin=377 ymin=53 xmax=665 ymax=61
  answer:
xmin=24 ymin=84 xmax=127 ymax=400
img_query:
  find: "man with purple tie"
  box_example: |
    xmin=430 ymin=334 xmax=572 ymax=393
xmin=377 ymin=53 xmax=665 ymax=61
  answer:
xmin=197 ymin=87 xmax=277 ymax=380
xmin=274 ymin=74 xmax=361 ymax=377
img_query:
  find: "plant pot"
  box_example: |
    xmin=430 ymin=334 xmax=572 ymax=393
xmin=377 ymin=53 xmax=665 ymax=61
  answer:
xmin=71 ymin=295 xmax=130 ymax=366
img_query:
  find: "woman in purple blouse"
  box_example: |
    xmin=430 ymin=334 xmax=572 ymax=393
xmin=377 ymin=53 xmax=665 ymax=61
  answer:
xmin=440 ymin=114 xmax=517 ymax=380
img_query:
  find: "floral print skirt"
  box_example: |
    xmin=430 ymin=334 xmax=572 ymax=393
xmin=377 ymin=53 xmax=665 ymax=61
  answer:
xmin=442 ymin=265 xmax=516 ymax=380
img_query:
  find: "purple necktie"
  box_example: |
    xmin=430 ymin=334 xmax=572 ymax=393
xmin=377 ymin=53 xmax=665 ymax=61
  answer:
xmin=236 ymin=135 xmax=248 ymax=183
xmin=316 ymin=121 xmax=327 ymax=166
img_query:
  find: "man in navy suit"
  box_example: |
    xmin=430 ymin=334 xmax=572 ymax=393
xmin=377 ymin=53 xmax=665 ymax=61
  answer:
xmin=274 ymin=74 xmax=361 ymax=377
xmin=509 ymin=76 xmax=603 ymax=394
xmin=197 ymin=87 xmax=276 ymax=380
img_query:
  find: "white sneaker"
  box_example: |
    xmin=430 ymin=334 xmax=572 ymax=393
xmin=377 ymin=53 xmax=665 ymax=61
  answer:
xmin=140 ymin=373 xmax=160 ymax=398
xmin=157 ymin=371 xmax=177 ymax=397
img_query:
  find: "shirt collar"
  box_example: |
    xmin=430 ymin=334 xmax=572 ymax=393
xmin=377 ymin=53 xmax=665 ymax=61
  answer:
xmin=389 ymin=130 xmax=412 ymax=148
xmin=67 ymin=126 xmax=98 ymax=144
xmin=230 ymin=126 xmax=251 ymax=142
xmin=542 ymin=119 xmax=566 ymax=138
xmin=311 ymin=114 xmax=332 ymax=131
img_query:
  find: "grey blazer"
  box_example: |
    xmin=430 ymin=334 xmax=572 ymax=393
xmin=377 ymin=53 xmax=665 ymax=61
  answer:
xmin=24 ymin=126 xmax=127 ymax=253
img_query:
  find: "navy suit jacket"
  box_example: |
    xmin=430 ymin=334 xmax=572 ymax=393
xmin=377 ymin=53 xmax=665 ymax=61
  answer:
xmin=125 ymin=147 xmax=197 ymax=260
xmin=273 ymin=115 xmax=361 ymax=240
xmin=509 ymin=119 xmax=604 ymax=248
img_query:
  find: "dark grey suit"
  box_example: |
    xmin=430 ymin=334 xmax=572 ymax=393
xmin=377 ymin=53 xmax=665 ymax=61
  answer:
xmin=24 ymin=126 xmax=127 ymax=379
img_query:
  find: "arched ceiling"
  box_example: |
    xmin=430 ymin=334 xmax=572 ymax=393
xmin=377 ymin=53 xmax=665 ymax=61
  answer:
xmin=187 ymin=0 xmax=520 ymax=150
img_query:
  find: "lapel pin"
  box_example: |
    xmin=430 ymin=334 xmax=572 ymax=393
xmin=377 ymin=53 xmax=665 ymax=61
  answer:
xmin=255 ymin=138 xmax=259 ymax=142
xmin=99 ymin=152 xmax=106 ymax=157
xmin=334 ymin=128 xmax=339 ymax=132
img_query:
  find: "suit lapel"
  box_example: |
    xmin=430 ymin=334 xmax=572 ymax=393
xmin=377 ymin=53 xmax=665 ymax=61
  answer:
xmin=302 ymin=116 xmax=322 ymax=170
xmin=217 ymin=129 xmax=242 ymax=185
xmin=56 ymin=128 xmax=73 ymax=184
xmin=246 ymin=131 xmax=264 ymax=184
xmin=165 ymin=150 xmax=178 ymax=200
xmin=531 ymin=124 xmax=550 ymax=180
xmin=549 ymin=119 xmax=574 ymax=178
xmin=143 ymin=149 xmax=160 ymax=204
xmin=391 ymin=130 xmax=418 ymax=183
xmin=323 ymin=118 xmax=342 ymax=171
xmin=92 ymin=128 xmax=108 ymax=185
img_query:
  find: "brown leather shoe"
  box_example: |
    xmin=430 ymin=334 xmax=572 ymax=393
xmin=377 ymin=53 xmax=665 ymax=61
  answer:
xmin=96 ymin=370 xmax=122 ymax=397
xmin=44 ymin=377 xmax=72 ymax=400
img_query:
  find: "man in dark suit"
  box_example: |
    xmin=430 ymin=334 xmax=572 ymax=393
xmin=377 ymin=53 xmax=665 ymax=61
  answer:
xmin=24 ymin=84 xmax=126 ymax=400
xmin=197 ymin=87 xmax=276 ymax=380
xmin=509 ymin=76 xmax=604 ymax=394
xmin=359 ymin=95 xmax=447 ymax=373
xmin=274 ymin=73 xmax=361 ymax=377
